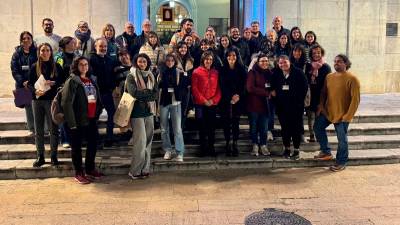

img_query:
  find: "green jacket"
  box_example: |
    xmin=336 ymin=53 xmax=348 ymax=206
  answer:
xmin=125 ymin=68 xmax=158 ymax=118
xmin=61 ymin=75 xmax=102 ymax=128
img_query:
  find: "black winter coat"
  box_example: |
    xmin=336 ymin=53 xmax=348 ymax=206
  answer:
xmin=219 ymin=64 xmax=247 ymax=117
xmin=272 ymin=66 xmax=308 ymax=115
xmin=11 ymin=45 xmax=38 ymax=88
xmin=305 ymin=63 xmax=332 ymax=112
xmin=89 ymin=53 xmax=118 ymax=93
xmin=230 ymin=38 xmax=251 ymax=66
xmin=28 ymin=61 xmax=64 ymax=101
xmin=158 ymin=67 xmax=190 ymax=106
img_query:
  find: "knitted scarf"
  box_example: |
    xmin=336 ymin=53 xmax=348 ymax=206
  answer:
xmin=132 ymin=68 xmax=156 ymax=114
xmin=75 ymin=29 xmax=91 ymax=43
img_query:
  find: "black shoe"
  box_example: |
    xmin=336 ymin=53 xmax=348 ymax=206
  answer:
xmin=33 ymin=156 xmax=45 ymax=167
xmin=283 ymin=149 xmax=291 ymax=159
xmin=225 ymin=141 xmax=232 ymax=156
xmin=104 ymin=140 xmax=113 ymax=148
xmin=208 ymin=146 xmax=217 ymax=157
xmin=198 ymin=145 xmax=207 ymax=157
xmin=51 ymin=156 xmax=60 ymax=166
xmin=232 ymin=141 xmax=239 ymax=157
xmin=291 ymin=150 xmax=300 ymax=160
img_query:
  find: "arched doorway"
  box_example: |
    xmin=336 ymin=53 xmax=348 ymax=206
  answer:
xmin=155 ymin=2 xmax=190 ymax=44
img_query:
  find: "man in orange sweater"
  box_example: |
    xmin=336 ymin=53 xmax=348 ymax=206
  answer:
xmin=313 ymin=54 xmax=360 ymax=172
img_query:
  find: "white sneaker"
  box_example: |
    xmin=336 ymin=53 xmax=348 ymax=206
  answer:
xmin=163 ymin=151 xmax=173 ymax=160
xmin=175 ymin=154 xmax=184 ymax=162
xmin=62 ymin=143 xmax=70 ymax=148
xmin=260 ymin=145 xmax=270 ymax=156
xmin=251 ymin=144 xmax=259 ymax=156
xmin=128 ymin=137 xmax=134 ymax=146
xmin=267 ymin=131 xmax=274 ymax=141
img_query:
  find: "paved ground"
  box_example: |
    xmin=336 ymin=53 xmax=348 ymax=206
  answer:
xmin=0 ymin=164 xmax=399 ymax=225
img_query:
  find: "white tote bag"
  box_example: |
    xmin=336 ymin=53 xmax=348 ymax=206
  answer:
xmin=113 ymin=80 xmax=136 ymax=127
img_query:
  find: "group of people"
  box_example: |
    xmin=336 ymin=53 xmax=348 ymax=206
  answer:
xmin=10 ymin=16 xmax=360 ymax=184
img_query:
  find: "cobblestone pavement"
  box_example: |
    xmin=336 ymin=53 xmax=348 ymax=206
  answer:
xmin=0 ymin=164 xmax=399 ymax=225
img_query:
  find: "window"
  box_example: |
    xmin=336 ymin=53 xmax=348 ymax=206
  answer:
xmin=209 ymin=18 xmax=229 ymax=37
xmin=386 ymin=23 xmax=398 ymax=37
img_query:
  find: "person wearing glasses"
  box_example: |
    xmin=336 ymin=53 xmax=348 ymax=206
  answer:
xmin=74 ymin=21 xmax=95 ymax=58
xmin=34 ymin=18 xmax=62 ymax=53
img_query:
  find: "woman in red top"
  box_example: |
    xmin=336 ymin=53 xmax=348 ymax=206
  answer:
xmin=191 ymin=51 xmax=221 ymax=156
xmin=62 ymin=56 xmax=103 ymax=184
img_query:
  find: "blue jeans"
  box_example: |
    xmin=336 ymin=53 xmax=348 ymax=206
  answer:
xmin=60 ymin=123 xmax=69 ymax=144
xmin=248 ymin=112 xmax=268 ymax=145
xmin=267 ymin=101 xmax=275 ymax=131
xmin=314 ymin=114 xmax=349 ymax=165
xmin=160 ymin=104 xmax=185 ymax=154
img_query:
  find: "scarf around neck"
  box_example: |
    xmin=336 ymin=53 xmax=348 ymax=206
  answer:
xmin=75 ymin=29 xmax=91 ymax=43
xmin=131 ymin=67 xmax=156 ymax=114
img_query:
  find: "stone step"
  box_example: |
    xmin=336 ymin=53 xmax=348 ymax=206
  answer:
xmin=1 ymin=134 xmax=400 ymax=160
xmin=2 ymin=114 xmax=400 ymax=131
xmin=2 ymin=122 xmax=400 ymax=145
xmin=0 ymin=149 xmax=399 ymax=180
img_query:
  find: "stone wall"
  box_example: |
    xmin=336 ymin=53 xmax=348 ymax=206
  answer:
xmin=267 ymin=0 xmax=399 ymax=94
xmin=0 ymin=0 xmax=129 ymax=97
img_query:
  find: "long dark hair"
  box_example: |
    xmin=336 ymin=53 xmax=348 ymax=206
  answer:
xmin=133 ymin=53 xmax=152 ymax=71
xmin=71 ymin=56 xmax=90 ymax=77
xmin=19 ymin=31 xmax=33 ymax=45
xmin=36 ymin=43 xmax=56 ymax=78
xmin=290 ymin=44 xmax=306 ymax=64
xmin=223 ymin=47 xmax=244 ymax=69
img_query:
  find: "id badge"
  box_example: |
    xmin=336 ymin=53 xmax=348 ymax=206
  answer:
xmin=282 ymin=85 xmax=289 ymax=91
xmin=265 ymin=83 xmax=271 ymax=88
xmin=168 ymin=88 xmax=174 ymax=93
xmin=88 ymin=94 xmax=95 ymax=101
xmin=183 ymin=72 xmax=188 ymax=76
xmin=22 ymin=65 xmax=29 ymax=71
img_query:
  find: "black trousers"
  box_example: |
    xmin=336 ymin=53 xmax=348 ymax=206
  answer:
xmin=277 ymin=109 xmax=303 ymax=149
xmin=65 ymin=119 xmax=98 ymax=174
xmin=195 ymin=105 xmax=217 ymax=150
xmin=220 ymin=103 xmax=240 ymax=142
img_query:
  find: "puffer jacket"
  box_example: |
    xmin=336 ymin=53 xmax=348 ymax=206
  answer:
xmin=191 ymin=66 xmax=221 ymax=106
xmin=10 ymin=45 xmax=38 ymax=88
xmin=139 ymin=42 xmax=165 ymax=68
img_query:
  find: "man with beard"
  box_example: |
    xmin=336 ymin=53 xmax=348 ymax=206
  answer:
xmin=169 ymin=18 xmax=200 ymax=49
xmin=248 ymin=21 xmax=266 ymax=56
xmin=90 ymin=38 xmax=119 ymax=147
xmin=229 ymin=26 xmax=250 ymax=66
xmin=34 ymin=18 xmax=62 ymax=52
xmin=74 ymin=21 xmax=95 ymax=58
xmin=272 ymin=16 xmax=291 ymax=37
xmin=116 ymin=22 xmax=137 ymax=59
xmin=313 ymin=54 xmax=360 ymax=172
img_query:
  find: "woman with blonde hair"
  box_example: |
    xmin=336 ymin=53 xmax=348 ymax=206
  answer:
xmin=102 ymin=23 xmax=119 ymax=61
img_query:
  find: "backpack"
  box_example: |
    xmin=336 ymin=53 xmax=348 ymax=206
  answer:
xmin=51 ymin=87 xmax=64 ymax=125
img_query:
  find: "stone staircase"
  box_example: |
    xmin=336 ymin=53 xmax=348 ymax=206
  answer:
xmin=1 ymin=94 xmax=400 ymax=179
